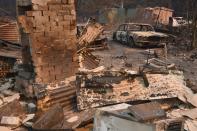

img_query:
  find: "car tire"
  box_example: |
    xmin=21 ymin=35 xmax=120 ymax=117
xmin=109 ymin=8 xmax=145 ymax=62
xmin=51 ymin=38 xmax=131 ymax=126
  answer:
xmin=127 ymin=36 xmax=135 ymax=47
xmin=113 ymin=32 xmax=117 ymax=41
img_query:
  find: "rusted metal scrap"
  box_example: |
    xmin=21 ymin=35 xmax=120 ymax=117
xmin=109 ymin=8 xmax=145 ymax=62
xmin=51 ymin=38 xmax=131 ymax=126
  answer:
xmin=128 ymin=102 xmax=166 ymax=122
xmin=78 ymin=49 xmax=100 ymax=70
xmin=0 ymin=17 xmax=20 ymax=44
xmin=144 ymin=58 xmax=175 ymax=70
xmin=77 ymin=19 xmax=106 ymax=50
xmin=86 ymin=38 xmax=108 ymax=51
xmin=76 ymin=70 xmax=190 ymax=110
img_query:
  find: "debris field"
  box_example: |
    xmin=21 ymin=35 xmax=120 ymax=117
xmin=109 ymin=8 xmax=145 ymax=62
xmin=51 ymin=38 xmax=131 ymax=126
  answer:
xmin=0 ymin=0 xmax=197 ymax=131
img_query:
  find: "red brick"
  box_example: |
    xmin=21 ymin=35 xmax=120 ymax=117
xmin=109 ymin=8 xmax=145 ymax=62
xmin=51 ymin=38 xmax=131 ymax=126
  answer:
xmin=50 ymin=25 xmax=64 ymax=31
xmin=70 ymin=9 xmax=76 ymax=15
xmin=32 ymin=5 xmax=48 ymax=11
xmin=47 ymin=0 xmax=62 ymax=4
xmin=48 ymin=5 xmax=62 ymax=11
xmin=63 ymin=15 xmax=74 ymax=20
xmin=50 ymin=16 xmax=64 ymax=22
xmin=58 ymin=21 xmax=70 ymax=26
xmin=61 ymin=0 xmax=68 ymax=4
xmin=42 ymin=11 xmax=56 ymax=16
xmin=26 ymin=11 xmax=42 ymax=17
xmin=68 ymin=0 xmax=75 ymax=4
xmin=57 ymin=10 xmax=70 ymax=16
xmin=34 ymin=15 xmax=49 ymax=25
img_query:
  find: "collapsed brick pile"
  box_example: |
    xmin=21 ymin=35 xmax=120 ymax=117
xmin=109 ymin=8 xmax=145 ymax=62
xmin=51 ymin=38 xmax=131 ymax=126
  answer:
xmin=19 ymin=0 xmax=78 ymax=84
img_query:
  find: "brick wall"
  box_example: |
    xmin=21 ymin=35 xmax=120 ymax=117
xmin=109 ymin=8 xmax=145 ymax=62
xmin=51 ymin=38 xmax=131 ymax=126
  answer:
xmin=19 ymin=0 xmax=78 ymax=84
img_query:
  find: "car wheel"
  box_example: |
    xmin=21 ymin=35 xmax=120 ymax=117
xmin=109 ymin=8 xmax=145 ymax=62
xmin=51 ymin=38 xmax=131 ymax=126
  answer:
xmin=113 ymin=32 xmax=117 ymax=41
xmin=127 ymin=36 xmax=135 ymax=47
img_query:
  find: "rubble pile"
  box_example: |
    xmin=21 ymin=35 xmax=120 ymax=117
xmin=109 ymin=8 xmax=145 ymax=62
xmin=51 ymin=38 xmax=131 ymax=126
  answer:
xmin=76 ymin=70 xmax=193 ymax=110
xmin=94 ymin=103 xmax=185 ymax=131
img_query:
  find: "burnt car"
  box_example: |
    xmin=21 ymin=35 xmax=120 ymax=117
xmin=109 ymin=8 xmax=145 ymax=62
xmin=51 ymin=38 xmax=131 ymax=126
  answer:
xmin=113 ymin=23 xmax=170 ymax=47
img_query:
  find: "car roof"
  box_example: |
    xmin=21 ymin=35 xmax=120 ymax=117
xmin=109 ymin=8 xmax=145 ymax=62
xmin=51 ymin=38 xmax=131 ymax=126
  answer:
xmin=173 ymin=17 xmax=183 ymax=19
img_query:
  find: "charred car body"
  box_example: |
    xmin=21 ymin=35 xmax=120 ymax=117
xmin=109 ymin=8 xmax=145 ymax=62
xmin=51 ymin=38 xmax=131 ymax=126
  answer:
xmin=113 ymin=23 xmax=170 ymax=47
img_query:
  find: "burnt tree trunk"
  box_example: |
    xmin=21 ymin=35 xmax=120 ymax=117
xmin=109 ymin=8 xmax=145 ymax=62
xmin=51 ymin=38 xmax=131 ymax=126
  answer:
xmin=190 ymin=0 xmax=197 ymax=48
xmin=192 ymin=15 xmax=197 ymax=48
xmin=192 ymin=19 xmax=197 ymax=48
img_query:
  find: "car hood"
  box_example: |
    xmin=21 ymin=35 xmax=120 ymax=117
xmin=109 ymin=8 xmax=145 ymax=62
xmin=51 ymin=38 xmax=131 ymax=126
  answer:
xmin=129 ymin=31 xmax=168 ymax=38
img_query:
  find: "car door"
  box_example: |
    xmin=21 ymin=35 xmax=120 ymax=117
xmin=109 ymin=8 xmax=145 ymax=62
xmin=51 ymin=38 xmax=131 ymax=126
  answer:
xmin=121 ymin=24 xmax=128 ymax=43
xmin=116 ymin=24 xmax=126 ymax=42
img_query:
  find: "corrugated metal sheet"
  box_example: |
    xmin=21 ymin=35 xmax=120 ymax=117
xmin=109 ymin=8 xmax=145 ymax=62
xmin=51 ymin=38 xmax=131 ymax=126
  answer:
xmin=38 ymin=85 xmax=77 ymax=112
xmin=46 ymin=86 xmax=77 ymax=111
xmin=0 ymin=20 xmax=20 ymax=43
xmin=0 ymin=39 xmax=21 ymax=59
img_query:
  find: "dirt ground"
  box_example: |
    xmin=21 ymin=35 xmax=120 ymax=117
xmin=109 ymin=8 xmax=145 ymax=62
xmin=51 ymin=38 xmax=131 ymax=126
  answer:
xmin=168 ymin=45 xmax=197 ymax=93
xmin=92 ymin=40 xmax=197 ymax=93
xmin=93 ymin=41 xmax=150 ymax=70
